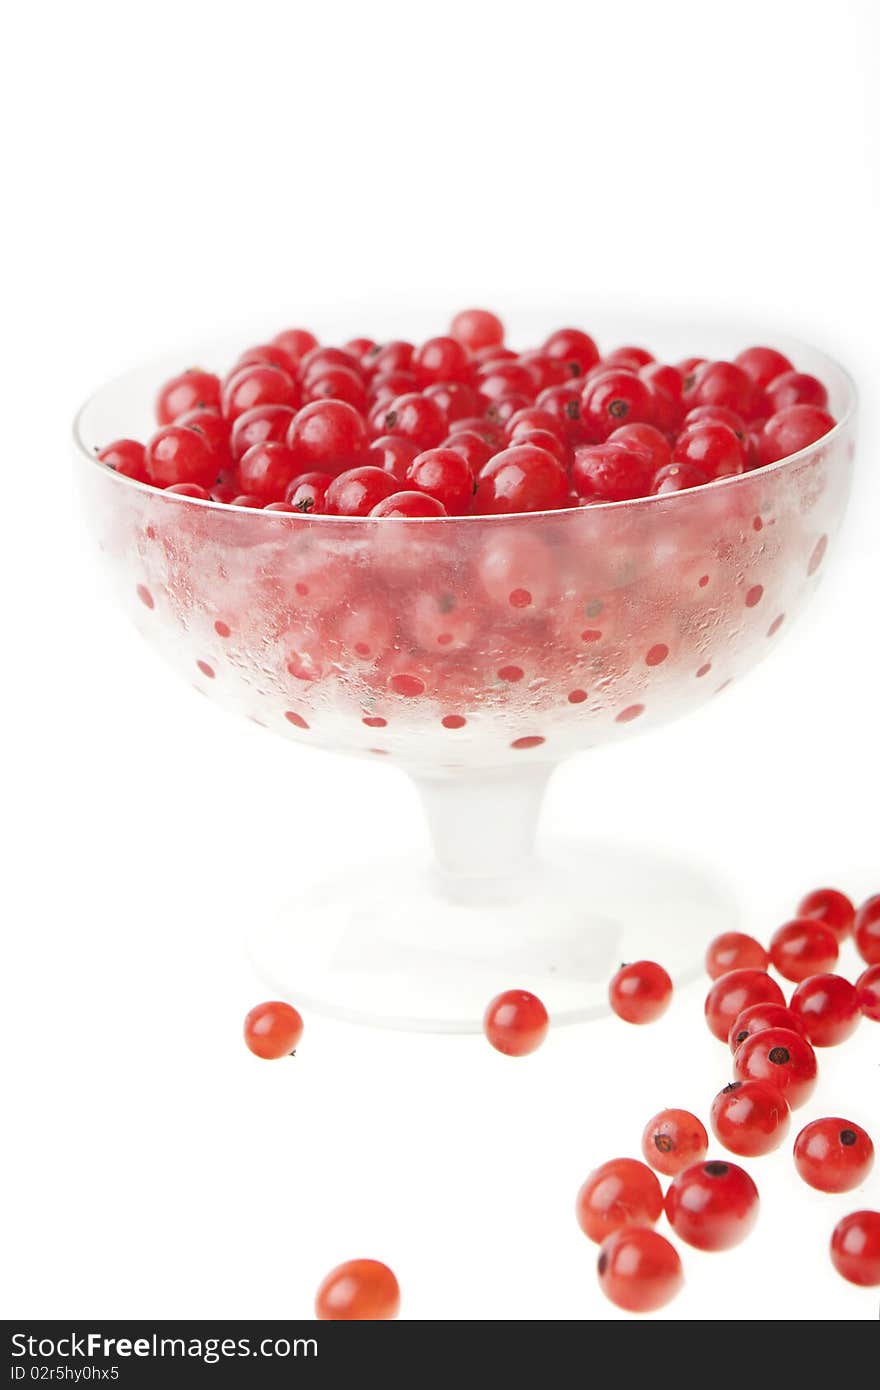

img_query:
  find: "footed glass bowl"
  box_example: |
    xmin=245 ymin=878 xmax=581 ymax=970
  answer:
xmin=75 ymin=314 xmax=857 ymax=1030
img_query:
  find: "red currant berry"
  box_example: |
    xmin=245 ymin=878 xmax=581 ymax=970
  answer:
xmin=221 ymin=363 xmax=298 ymax=421
xmin=607 ymin=422 xmax=671 ymax=473
xmin=164 ymin=483 xmax=210 ymax=499
xmin=156 ymin=367 xmax=221 ymax=424
xmin=705 ymin=932 xmax=769 ymax=980
xmin=760 ymin=405 xmax=836 ymax=464
xmin=145 ymin=424 xmax=218 ymax=490
xmin=608 ymin=960 xmax=673 ymax=1024
xmin=672 ymin=422 xmax=745 ymax=480
xmin=683 ymin=360 xmax=758 ymax=419
xmin=235 ymin=342 xmax=298 ymax=375
xmin=303 ymin=364 xmax=368 ymax=412
xmin=315 ymin=1259 xmax=400 ymax=1320
xmin=518 ymin=350 xmax=568 ymax=391
xmin=271 ymin=327 xmax=318 ymax=368
xmin=541 ymin=327 xmax=600 ymax=378
xmin=286 ymin=471 xmax=332 ymax=514
xmin=482 ymin=989 xmax=549 ymax=1056
xmin=733 ymin=1027 xmax=818 ymax=1108
xmin=370 ymin=491 xmax=448 ymax=518
xmin=486 ymin=393 xmax=533 ymax=428
xmin=287 ymin=399 xmax=369 ymax=476
xmin=665 ymin=1160 xmax=759 ymax=1251
xmin=476 ymin=361 xmax=535 ymax=403
xmin=423 ymin=380 xmax=480 ymax=423
xmin=379 ymin=392 xmax=447 ymax=450
xmin=344 ymin=337 xmax=376 ymax=359
xmin=535 ymin=384 xmax=588 ymax=442
xmin=581 ymin=369 xmax=655 ymax=439
xmin=229 ymin=494 xmax=263 ymax=508
xmin=365 ymin=340 xmax=415 ymax=377
xmin=857 ymin=964 xmax=880 ymax=1021
xmin=413 ymin=335 xmax=470 ymax=385
xmin=369 ymin=369 xmax=419 ymax=405
xmin=640 ymin=362 xmax=685 ymax=431
xmin=263 ymin=502 xmax=297 ymax=512
xmin=230 ymin=403 xmax=296 ymax=461
xmin=506 ymin=428 xmax=567 ymax=463
xmin=763 ymin=370 xmax=828 ymax=413
xmin=789 ymin=973 xmax=861 ymax=1047
xmin=243 ymin=1000 xmax=303 ymax=1059
xmin=606 ymin=345 xmax=654 ymax=370
xmin=830 ymin=1211 xmax=880 ymax=1286
xmin=854 ymin=895 xmax=880 ymax=965
xmin=682 ymin=403 xmax=748 ymax=445
xmin=404 ymin=447 xmax=475 ymax=515
xmin=571 ymin=443 xmax=655 ymax=502
xmin=597 ymin=1228 xmax=683 ymax=1314
xmin=575 ymin=1158 xmax=663 ymax=1243
xmin=298 ymin=345 xmax=363 ymax=387
xmin=710 ymin=1080 xmax=790 ymax=1157
xmin=503 ymin=407 xmax=563 ymax=443
xmin=238 ymin=441 xmax=302 ymax=502
xmin=368 ymin=433 xmax=421 ymax=482
xmin=641 ymin=1109 xmax=708 ymax=1176
xmin=794 ymin=1118 xmax=874 ymax=1193
xmin=449 ymin=308 xmax=504 ymax=354
xmin=325 ymin=466 xmax=396 ymax=517
xmin=442 ymin=429 xmax=494 ymax=474
xmin=474 ymin=445 xmax=568 ymax=515
xmin=734 ymin=346 xmax=794 ymax=392
xmin=769 ymin=918 xmax=839 ymax=982
xmin=797 ymin=887 xmax=855 ymax=940
xmin=97 ymin=439 xmax=148 ymax=482
xmin=727 ymin=1002 xmax=809 ymax=1054
xmin=177 ymin=408 xmax=231 ymax=469
xmin=704 ymin=969 xmax=785 ymax=1042
xmin=651 ymin=462 xmax=708 ymax=494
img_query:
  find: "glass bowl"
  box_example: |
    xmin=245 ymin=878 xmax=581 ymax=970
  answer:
xmin=74 ymin=312 xmax=857 ymax=1030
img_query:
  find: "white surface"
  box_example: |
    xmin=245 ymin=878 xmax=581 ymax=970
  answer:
xmin=2 ymin=0 xmax=879 ymax=1321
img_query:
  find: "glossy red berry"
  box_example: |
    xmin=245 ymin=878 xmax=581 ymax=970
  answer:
xmin=541 ymin=327 xmax=600 ymax=378
xmin=683 ymin=360 xmax=757 ymax=418
xmin=704 ymin=969 xmax=785 ymax=1042
xmin=243 ymin=1000 xmax=304 ymax=1059
xmin=236 ymin=342 xmax=299 ymax=375
xmin=285 ymin=471 xmax=332 ymax=514
xmin=733 ymin=1027 xmax=818 ymax=1108
xmin=575 ymin=1158 xmax=663 ymax=1243
xmin=672 ymin=422 xmax=745 ymax=480
xmin=303 ymin=364 xmax=367 ymax=412
xmin=367 ymin=434 xmax=421 ymax=481
xmin=571 ymin=443 xmax=655 ymax=502
xmin=442 ymin=429 xmax=494 ymax=474
xmin=665 ymin=1160 xmax=759 ymax=1251
xmin=506 ymin=428 xmax=567 ymax=463
xmin=423 ymin=379 xmax=480 ymax=423
xmin=854 ymin=896 xmax=880 ymax=964
xmin=325 ymin=466 xmax=396 ymax=517
xmin=404 ymin=448 xmax=475 ymax=515
xmin=597 ymin=1228 xmax=683 ymax=1314
xmin=369 ymin=491 xmax=448 ymax=518
xmin=734 ymin=346 xmax=794 ymax=391
xmin=830 ymin=1212 xmax=880 ymax=1286
xmin=652 ymin=462 xmax=708 ymax=494
xmin=164 ymin=483 xmax=210 ymax=499
xmin=581 ymin=369 xmax=655 ymax=439
xmin=412 ymin=335 xmax=470 ymax=385
xmin=607 ymin=422 xmax=671 ymax=472
xmin=763 ymin=370 xmax=828 ymax=413
xmin=449 ymin=308 xmax=504 ymax=354
xmin=474 ymin=445 xmax=568 ymax=515
xmin=482 ymin=989 xmax=549 ymax=1056
xmin=789 ymin=973 xmax=861 ymax=1047
xmin=156 ymin=367 xmax=221 ymax=424
xmin=178 ymin=407 xmax=231 ymax=468
xmin=705 ymin=932 xmax=769 ymax=980
xmin=682 ymin=403 xmax=748 ymax=445
xmin=298 ymin=345 xmax=362 ymax=387
xmin=229 ymin=403 xmax=296 ymax=461
xmin=640 ymin=362 xmax=685 ymax=431
xmin=287 ymin=399 xmax=369 ymax=476
xmin=710 ymin=1080 xmax=790 ymax=1157
xmin=535 ymin=384 xmax=587 ymax=442
xmin=857 ymin=964 xmax=880 ymax=1021
xmin=794 ymin=1118 xmax=874 ymax=1193
xmin=315 ymin=1259 xmax=400 ymax=1320
xmin=769 ymin=918 xmax=839 ymax=982
xmin=145 ymin=424 xmax=218 ymax=490
xmin=379 ymin=392 xmax=447 ymax=450
xmin=641 ymin=1109 xmax=708 ymax=1176
xmin=271 ymin=327 xmax=318 ymax=368
xmin=797 ymin=887 xmax=855 ymax=940
xmin=476 ymin=361 xmax=535 ymax=403
xmin=609 ymin=961 xmax=673 ymax=1024
xmin=238 ymin=441 xmax=302 ymax=502
xmin=760 ymin=405 xmax=836 ymax=464
xmin=97 ymin=438 xmax=148 ymax=482
xmin=221 ymin=363 xmax=298 ymax=422
xmin=727 ymin=1002 xmax=809 ymax=1054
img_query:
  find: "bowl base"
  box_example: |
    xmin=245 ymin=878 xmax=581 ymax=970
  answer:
xmin=247 ymin=840 xmax=739 ymax=1032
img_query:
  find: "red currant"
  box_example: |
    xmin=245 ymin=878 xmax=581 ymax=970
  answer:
xmin=541 ymin=327 xmax=600 ymax=378
xmin=177 ymin=407 xmax=231 ymax=469
xmin=243 ymin=1000 xmax=303 ymax=1059
xmin=705 ymin=932 xmax=769 ymax=980
xmin=413 ymin=335 xmax=470 ymax=385
xmin=238 ymin=441 xmax=302 ymax=502
xmin=315 ymin=1259 xmax=400 ymax=1320
xmin=476 ymin=361 xmax=535 ymax=403
xmin=575 ymin=1158 xmax=663 ymax=1243
xmin=368 ymin=434 xmax=420 ymax=481
xmin=369 ymin=369 xmax=419 ymax=405
xmin=423 ymin=379 xmax=480 ymax=422
xmin=640 ymin=362 xmax=685 ymax=431
xmin=854 ymin=895 xmax=880 ymax=965
xmin=535 ymin=384 xmax=589 ymax=443
xmin=760 ymin=405 xmax=836 ymax=464
xmin=830 ymin=1211 xmax=880 ymax=1286
xmin=797 ymin=887 xmax=855 ymax=940
xmin=727 ymin=1002 xmax=809 ymax=1053
xmin=581 ymin=369 xmax=655 ymax=439
xmin=145 ymin=424 xmax=218 ymax=490
xmin=235 ymin=342 xmax=298 ymax=375
xmin=672 ymin=422 xmax=745 ymax=480
xmin=857 ymin=964 xmax=880 ymax=1021
xmin=734 ymin=346 xmax=794 ymax=392
xmin=507 ymin=428 xmax=567 ymax=463
xmin=230 ymin=403 xmax=296 ymax=461
xmin=704 ymin=969 xmax=785 ymax=1043
xmin=607 ymin=422 xmax=671 ymax=473
xmin=769 ymin=918 xmax=839 ymax=982
xmin=682 ymin=360 xmax=758 ymax=418
xmin=449 ymin=308 xmax=504 ymax=354
xmin=641 ymin=1109 xmax=708 ymax=1176
xmin=597 ymin=1228 xmax=683 ymax=1313
xmin=379 ymin=392 xmax=447 ymax=450
xmin=298 ymin=345 xmax=363 ymax=386
xmin=794 ymin=1118 xmax=874 ymax=1193
xmin=571 ymin=443 xmax=655 ymax=502
xmin=229 ymin=494 xmax=263 ymax=508
xmin=303 ymin=364 xmax=368 ymax=413
xmin=325 ymin=466 xmax=396 ymax=517
xmin=405 ymin=448 xmax=475 ymax=515
xmin=608 ymin=960 xmax=673 ymax=1024
xmin=370 ymin=491 xmax=448 ymax=518
xmin=287 ymin=399 xmax=369 ymax=476
xmin=665 ymin=1160 xmax=759 ymax=1251
xmin=97 ymin=439 xmax=148 ymax=482
xmin=474 ymin=445 xmax=568 ymax=515
xmin=652 ymin=462 xmax=708 ymax=494
xmin=164 ymin=483 xmax=210 ymax=499
xmin=271 ymin=327 xmax=318 ymax=368
xmin=442 ymin=429 xmax=494 ymax=474
xmin=482 ymin=989 xmax=549 ymax=1056
xmin=365 ymin=340 xmax=415 ymax=377
xmin=763 ymin=370 xmax=828 ymax=413
xmin=789 ymin=973 xmax=861 ymax=1047
xmin=710 ymin=1080 xmax=790 ymax=1157
xmin=286 ymin=471 xmax=332 ymax=514
xmin=682 ymin=403 xmax=748 ymax=445
xmin=733 ymin=1027 xmax=818 ymax=1108
xmin=156 ymin=367 xmax=221 ymax=424
xmin=221 ymin=363 xmax=298 ymax=421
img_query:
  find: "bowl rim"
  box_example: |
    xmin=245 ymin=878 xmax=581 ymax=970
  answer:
xmin=72 ymin=330 xmax=858 ymax=524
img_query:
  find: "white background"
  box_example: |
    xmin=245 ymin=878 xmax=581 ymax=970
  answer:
xmin=2 ymin=0 xmax=879 ymax=1323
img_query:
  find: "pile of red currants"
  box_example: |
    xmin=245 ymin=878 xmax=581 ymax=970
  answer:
xmin=243 ymin=887 xmax=880 ymax=1317
xmin=97 ymin=309 xmax=838 ymax=518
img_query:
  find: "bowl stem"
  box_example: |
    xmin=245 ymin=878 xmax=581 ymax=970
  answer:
xmin=409 ymin=764 xmax=553 ymax=883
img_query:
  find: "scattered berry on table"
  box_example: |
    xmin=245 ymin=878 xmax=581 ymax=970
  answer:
xmin=704 ymin=968 xmax=785 ymax=1043
xmin=769 ymin=917 xmax=839 ymax=982
xmin=597 ymin=1227 xmax=683 ymax=1313
xmin=830 ymin=1211 xmax=880 ymax=1287
xmin=854 ymin=895 xmax=880 ymax=965
xmin=788 ymin=973 xmax=861 ymax=1047
xmin=609 ymin=960 xmax=673 ymax=1024
xmin=732 ymin=1027 xmax=818 ymax=1108
xmin=576 ymin=1158 xmax=664 ymax=1243
xmin=641 ymin=1109 xmax=708 ymax=1176
xmin=794 ymin=1118 xmax=874 ymax=1193
xmin=482 ymin=989 xmax=549 ymax=1056
xmin=665 ymin=1159 xmax=760 ymax=1251
xmin=315 ymin=1259 xmax=401 ymax=1320
xmin=710 ymin=1080 xmax=790 ymax=1157
xmin=243 ymin=1000 xmax=304 ymax=1059
xmin=705 ymin=931 xmax=769 ymax=980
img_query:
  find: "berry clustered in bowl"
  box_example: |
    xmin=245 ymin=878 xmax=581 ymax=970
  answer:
xmin=96 ymin=309 xmax=840 ymax=516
